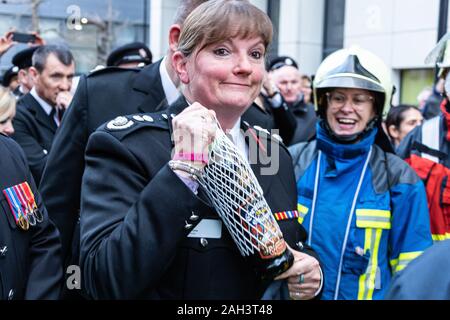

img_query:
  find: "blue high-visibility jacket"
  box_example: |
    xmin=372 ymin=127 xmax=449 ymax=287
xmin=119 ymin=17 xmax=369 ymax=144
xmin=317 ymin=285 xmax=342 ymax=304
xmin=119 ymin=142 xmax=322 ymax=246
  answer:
xmin=289 ymin=123 xmax=432 ymax=300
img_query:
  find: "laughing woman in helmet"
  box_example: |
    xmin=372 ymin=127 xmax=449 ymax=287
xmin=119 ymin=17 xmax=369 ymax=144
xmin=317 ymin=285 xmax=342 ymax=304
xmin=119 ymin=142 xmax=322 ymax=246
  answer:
xmin=289 ymin=46 xmax=432 ymax=300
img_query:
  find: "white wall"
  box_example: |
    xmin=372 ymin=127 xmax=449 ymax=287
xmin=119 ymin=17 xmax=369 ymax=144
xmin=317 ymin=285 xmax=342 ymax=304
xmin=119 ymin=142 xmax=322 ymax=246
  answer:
xmin=249 ymin=0 xmax=268 ymax=12
xmin=278 ymin=0 xmax=325 ymax=76
xmin=150 ymin=0 xmax=180 ymax=60
xmin=345 ymin=0 xmax=439 ymax=69
xmin=344 ymin=0 xmax=441 ymax=104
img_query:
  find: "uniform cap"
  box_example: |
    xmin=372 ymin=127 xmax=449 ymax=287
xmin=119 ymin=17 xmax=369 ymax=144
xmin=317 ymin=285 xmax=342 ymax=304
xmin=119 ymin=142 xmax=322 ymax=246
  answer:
xmin=1 ymin=66 xmax=19 ymax=87
xmin=12 ymin=46 xmax=39 ymax=69
xmin=106 ymin=42 xmax=153 ymax=67
xmin=268 ymin=56 xmax=298 ymax=71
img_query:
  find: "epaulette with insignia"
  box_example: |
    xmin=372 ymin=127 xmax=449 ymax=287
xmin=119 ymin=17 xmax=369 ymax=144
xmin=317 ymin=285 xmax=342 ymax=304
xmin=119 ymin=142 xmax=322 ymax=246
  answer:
xmin=103 ymin=112 xmax=173 ymax=140
xmin=252 ymin=124 xmax=285 ymax=145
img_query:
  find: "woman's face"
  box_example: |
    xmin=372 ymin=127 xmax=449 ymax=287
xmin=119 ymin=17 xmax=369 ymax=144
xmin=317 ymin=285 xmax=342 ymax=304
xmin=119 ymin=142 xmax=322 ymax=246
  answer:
xmin=396 ymin=108 xmax=423 ymax=144
xmin=0 ymin=106 xmax=15 ymax=136
xmin=326 ymin=88 xmax=376 ymax=137
xmin=179 ymin=36 xmax=266 ymax=120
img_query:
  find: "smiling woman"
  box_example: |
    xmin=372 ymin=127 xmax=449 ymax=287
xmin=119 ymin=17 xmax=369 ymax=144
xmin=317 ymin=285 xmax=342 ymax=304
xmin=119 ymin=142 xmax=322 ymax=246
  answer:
xmin=288 ymin=46 xmax=432 ymax=300
xmin=79 ymin=0 xmax=322 ymax=300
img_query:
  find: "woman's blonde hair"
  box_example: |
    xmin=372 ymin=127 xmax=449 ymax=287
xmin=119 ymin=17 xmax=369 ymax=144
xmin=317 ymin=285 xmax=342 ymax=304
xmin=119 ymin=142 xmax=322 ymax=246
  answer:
xmin=177 ymin=0 xmax=273 ymax=57
xmin=0 ymin=87 xmax=16 ymax=119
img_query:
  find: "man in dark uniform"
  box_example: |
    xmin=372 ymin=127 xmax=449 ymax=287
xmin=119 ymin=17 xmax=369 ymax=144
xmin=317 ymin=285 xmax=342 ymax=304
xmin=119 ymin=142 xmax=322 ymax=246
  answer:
xmin=12 ymin=45 xmax=75 ymax=185
xmin=0 ymin=133 xmax=62 ymax=299
xmin=268 ymin=56 xmax=317 ymax=145
xmin=38 ymin=0 xmax=275 ymax=297
xmin=106 ymin=42 xmax=153 ymax=68
xmin=11 ymin=47 xmax=39 ymax=99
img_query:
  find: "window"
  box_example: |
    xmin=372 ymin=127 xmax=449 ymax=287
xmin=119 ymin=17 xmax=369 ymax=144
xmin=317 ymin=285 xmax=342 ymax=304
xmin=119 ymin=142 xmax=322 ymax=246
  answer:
xmin=322 ymin=0 xmax=346 ymax=59
xmin=400 ymin=69 xmax=435 ymax=105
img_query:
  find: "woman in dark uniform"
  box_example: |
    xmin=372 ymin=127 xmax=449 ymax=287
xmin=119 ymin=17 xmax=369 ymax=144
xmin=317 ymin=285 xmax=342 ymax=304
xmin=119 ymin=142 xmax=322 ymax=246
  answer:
xmin=80 ymin=0 xmax=321 ymax=300
xmin=0 ymin=134 xmax=62 ymax=299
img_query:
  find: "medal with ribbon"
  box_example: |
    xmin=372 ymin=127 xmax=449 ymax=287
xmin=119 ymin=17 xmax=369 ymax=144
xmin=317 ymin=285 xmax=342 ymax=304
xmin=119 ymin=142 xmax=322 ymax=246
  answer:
xmin=14 ymin=184 xmax=36 ymax=226
xmin=3 ymin=185 xmax=29 ymax=231
xmin=21 ymin=182 xmax=43 ymax=223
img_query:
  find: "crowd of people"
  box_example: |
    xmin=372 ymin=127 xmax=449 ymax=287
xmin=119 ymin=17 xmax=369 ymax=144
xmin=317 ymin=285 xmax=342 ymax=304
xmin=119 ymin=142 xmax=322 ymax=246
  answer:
xmin=0 ymin=0 xmax=448 ymax=300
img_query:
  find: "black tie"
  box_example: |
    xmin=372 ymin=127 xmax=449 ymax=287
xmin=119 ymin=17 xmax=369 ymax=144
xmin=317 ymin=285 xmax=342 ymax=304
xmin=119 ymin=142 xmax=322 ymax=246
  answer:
xmin=50 ymin=108 xmax=64 ymax=126
xmin=56 ymin=108 xmax=64 ymax=122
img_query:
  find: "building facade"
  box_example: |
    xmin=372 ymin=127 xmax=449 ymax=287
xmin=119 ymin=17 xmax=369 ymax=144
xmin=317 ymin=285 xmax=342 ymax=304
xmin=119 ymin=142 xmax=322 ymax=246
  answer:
xmin=0 ymin=0 xmax=149 ymax=73
xmin=0 ymin=0 xmax=447 ymax=106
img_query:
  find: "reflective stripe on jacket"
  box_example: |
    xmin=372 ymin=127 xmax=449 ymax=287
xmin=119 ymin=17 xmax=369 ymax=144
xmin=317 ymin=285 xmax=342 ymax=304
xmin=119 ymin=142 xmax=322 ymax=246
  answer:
xmin=289 ymin=123 xmax=432 ymax=300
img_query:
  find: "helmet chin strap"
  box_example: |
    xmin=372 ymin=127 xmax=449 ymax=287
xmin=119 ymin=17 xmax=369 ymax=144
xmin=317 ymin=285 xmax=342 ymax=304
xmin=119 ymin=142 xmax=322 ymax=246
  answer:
xmin=323 ymin=117 xmax=379 ymax=144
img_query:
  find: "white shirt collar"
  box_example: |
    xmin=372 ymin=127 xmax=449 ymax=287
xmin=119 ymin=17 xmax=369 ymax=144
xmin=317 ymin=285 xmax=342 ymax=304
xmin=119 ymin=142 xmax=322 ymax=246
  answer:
xmin=30 ymin=87 xmax=53 ymax=115
xmin=159 ymin=56 xmax=180 ymax=105
xmin=227 ymin=117 xmax=248 ymax=160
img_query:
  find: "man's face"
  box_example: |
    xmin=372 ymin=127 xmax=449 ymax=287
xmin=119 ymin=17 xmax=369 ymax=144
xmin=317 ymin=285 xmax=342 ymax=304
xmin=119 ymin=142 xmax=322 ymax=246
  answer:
xmin=32 ymin=53 xmax=75 ymax=106
xmin=18 ymin=68 xmax=34 ymax=93
xmin=272 ymin=65 xmax=302 ymax=103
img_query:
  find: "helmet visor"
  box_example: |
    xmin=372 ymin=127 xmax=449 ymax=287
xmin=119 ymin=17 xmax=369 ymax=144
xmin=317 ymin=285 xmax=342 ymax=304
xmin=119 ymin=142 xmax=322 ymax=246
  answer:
xmin=316 ymin=75 xmax=385 ymax=93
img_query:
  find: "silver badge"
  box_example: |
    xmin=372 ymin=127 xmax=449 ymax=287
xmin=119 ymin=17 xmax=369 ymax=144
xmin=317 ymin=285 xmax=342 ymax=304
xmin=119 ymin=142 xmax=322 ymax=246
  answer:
xmin=106 ymin=116 xmax=134 ymax=130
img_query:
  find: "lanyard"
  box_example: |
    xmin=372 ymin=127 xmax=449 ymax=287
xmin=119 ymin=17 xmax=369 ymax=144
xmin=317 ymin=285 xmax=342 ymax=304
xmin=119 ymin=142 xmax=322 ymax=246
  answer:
xmin=307 ymin=146 xmax=373 ymax=300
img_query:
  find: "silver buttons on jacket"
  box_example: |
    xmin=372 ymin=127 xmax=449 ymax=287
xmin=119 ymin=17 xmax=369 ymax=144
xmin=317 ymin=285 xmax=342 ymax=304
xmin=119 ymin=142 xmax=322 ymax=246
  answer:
xmin=200 ymin=238 xmax=208 ymax=248
xmin=0 ymin=246 xmax=7 ymax=257
xmin=142 ymin=115 xmax=154 ymax=123
xmin=8 ymin=289 xmax=14 ymax=300
xmin=189 ymin=211 xmax=199 ymax=222
xmin=184 ymin=221 xmax=193 ymax=230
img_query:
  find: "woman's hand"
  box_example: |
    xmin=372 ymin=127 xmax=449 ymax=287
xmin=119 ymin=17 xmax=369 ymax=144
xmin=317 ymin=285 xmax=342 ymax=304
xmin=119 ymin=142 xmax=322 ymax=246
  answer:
xmin=275 ymin=244 xmax=322 ymax=300
xmin=171 ymin=102 xmax=217 ymax=172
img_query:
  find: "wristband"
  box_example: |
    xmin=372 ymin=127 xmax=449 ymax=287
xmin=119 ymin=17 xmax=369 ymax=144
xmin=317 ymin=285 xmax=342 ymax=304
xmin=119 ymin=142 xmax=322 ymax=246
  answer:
xmin=173 ymin=152 xmax=209 ymax=164
xmin=168 ymin=160 xmax=203 ymax=180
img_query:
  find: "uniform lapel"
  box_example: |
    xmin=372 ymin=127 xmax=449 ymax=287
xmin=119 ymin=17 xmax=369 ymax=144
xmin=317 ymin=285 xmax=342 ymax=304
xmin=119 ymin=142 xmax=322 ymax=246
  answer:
xmin=242 ymin=122 xmax=273 ymax=196
xmin=23 ymin=94 xmax=57 ymax=133
xmin=133 ymin=59 xmax=169 ymax=113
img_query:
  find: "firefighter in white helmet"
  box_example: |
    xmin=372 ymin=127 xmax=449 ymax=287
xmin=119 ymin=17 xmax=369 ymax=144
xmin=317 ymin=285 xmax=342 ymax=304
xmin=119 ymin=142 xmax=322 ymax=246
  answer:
xmin=397 ymin=33 xmax=450 ymax=242
xmin=289 ymin=46 xmax=432 ymax=300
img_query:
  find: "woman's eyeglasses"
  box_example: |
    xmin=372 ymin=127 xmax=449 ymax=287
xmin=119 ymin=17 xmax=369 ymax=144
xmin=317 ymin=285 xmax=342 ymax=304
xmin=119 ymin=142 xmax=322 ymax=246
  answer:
xmin=326 ymin=92 xmax=374 ymax=109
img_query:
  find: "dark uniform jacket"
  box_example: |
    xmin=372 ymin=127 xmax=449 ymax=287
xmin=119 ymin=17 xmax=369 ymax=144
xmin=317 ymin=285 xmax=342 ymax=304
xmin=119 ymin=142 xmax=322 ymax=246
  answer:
xmin=289 ymin=100 xmax=317 ymax=145
xmin=386 ymin=239 xmax=450 ymax=300
xmin=12 ymin=93 xmax=57 ymax=185
xmin=0 ymin=134 xmax=62 ymax=299
xmin=80 ymin=97 xmax=315 ymax=299
xmin=39 ymin=60 xmax=275 ymax=270
xmin=39 ymin=60 xmax=169 ymax=268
